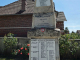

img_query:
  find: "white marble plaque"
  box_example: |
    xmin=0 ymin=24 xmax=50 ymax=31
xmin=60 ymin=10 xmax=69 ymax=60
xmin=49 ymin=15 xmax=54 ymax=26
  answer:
xmin=31 ymin=39 xmax=38 ymax=60
xmin=36 ymin=0 xmax=51 ymax=7
xmin=34 ymin=16 xmax=50 ymax=27
xmin=33 ymin=13 xmax=54 ymax=28
xmin=30 ymin=39 xmax=55 ymax=60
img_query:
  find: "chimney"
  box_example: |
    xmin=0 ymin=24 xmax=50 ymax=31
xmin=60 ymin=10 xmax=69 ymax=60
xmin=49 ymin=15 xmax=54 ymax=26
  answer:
xmin=19 ymin=0 xmax=26 ymax=11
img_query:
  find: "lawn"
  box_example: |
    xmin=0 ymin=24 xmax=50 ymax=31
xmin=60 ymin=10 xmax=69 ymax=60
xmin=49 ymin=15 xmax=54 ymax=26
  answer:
xmin=0 ymin=58 xmax=14 ymax=60
xmin=0 ymin=57 xmax=29 ymax=60
xmin=0 ymin=54 xmax=29 ymax=60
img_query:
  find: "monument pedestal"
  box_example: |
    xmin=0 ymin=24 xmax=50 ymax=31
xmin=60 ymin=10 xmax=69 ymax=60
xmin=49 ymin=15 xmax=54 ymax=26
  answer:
xmin=27 ymin=28 xmax=60 ymax=60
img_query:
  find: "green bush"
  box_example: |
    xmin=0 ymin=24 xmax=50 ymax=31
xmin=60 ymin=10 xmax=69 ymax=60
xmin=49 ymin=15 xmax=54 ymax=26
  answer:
xmin=64 ymin=27 xmax=69 ymax=34
xmin=59 ymin=34 xmax=80 ymax=59
xmin=3 ymin=33 xmax=18 ymax=54
xmin=70 ymin=33 xmax=80 ymax=39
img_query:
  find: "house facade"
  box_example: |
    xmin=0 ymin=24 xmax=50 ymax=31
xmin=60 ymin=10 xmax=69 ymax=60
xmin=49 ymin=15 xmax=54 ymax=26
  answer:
xmin=0 ymin=0 xmax=67 ymax=37
xmin=76 ymin=30 xmax=80 ymax=35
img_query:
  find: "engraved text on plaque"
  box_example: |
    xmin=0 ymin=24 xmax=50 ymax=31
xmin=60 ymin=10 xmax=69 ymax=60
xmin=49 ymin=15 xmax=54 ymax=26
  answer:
xmin=36 ymin=0 xmax=51 ymax=7
xmin=31 ymin=39 xmax=55 ymax=60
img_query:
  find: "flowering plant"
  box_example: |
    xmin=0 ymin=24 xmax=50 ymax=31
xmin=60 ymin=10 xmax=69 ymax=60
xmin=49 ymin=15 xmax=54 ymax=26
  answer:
xmin=12 ymin=44 xmax=30 ymax=56
xmin=3 ymin=33 xmax=18 ymax=55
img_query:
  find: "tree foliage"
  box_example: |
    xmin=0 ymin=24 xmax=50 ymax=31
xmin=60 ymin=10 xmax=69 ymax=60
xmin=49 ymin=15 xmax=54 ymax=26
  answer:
xmin=59 ymin=33 xmax=80 ymax=59
xmin=64 ymin=27 xmax=69 ymax=34
xmin=3 ymin=33 xmax=18 ymax=53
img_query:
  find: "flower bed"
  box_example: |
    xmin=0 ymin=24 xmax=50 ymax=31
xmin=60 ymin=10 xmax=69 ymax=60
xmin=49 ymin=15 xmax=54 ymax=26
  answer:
xmin=11 ymin=44 xmax=30 ymax=58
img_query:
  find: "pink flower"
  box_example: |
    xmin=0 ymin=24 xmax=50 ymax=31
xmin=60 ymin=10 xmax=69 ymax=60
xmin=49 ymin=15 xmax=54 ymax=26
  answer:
xmin=18 ymin=50 xmax=20 ymax=53
xmin=27 ymin=44 xmax=30 ymax=46
xmin=25 ymin=48 xmax=27 ymax=50
xmin=28 ymin=53 xmax=29 ymax=55
xmin=20 ymin=52 xmax=22 ymax=54
xmin=20 ymin=47 xmax=23 ymax=50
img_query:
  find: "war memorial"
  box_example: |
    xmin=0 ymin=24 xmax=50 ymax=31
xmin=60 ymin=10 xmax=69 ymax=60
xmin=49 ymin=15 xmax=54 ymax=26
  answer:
xmin=27 ymin=0 xmax=61 ymax=60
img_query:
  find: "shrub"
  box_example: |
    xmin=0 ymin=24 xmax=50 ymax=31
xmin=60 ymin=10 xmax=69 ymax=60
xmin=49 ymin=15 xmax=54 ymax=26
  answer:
xmin=59 ymin=34 xmax=80 ymax=59
xmin=64 ymin=27 xmax=69 ymax=34
xmin=70 ymin=33 xmax=80 ymax=39
xmin=3 ymin=33 xmax=18 ymax=54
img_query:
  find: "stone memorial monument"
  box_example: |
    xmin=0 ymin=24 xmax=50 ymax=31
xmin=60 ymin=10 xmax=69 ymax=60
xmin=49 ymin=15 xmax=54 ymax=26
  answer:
xmin=32 ymin=0 xmax=56 ymax=28
xmin=27 ymin=0 xmax=60 ymax=60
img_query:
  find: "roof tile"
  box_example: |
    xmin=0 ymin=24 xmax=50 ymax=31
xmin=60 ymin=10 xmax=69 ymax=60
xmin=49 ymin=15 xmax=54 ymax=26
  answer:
xmin=56 ymin=12 xmax=67 ymax=21
xmin=0 ymin=0 xmax=67 ymax=21
xmin=0 ymin=1 xmax=22 ymax=15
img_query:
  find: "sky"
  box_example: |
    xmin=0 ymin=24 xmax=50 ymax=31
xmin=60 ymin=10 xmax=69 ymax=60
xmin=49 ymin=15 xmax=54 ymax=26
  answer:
xmin=0 ymin=0 xmax=80 ymax=33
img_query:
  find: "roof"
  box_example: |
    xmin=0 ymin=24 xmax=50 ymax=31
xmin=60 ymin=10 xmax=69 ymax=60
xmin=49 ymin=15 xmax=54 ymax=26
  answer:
xmin=77 ymin=30 xmax=80 ymax=34
xmin=0 ymin=1 xmax=22 ymax=15
xmin=57 ymin=12 xmax=67 ymax=21
xmin=22 ymin=1 xmax=35 ymax=14
xmin=0 ymin=0 xmax=35 ymax=15
xmin=0 ymin=0 xmax=67 ymax=21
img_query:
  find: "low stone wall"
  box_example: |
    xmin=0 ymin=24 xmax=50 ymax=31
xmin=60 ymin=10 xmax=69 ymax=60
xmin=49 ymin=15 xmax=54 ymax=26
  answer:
xmin=69 ymin=39 xmax=80 ymax=44
xmin=0 ymin=37 xmax=30 ymax=53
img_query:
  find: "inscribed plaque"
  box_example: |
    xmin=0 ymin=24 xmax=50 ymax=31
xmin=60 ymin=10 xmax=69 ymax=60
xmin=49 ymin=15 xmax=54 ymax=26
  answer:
xmin=36 ymin=0 xmax=51 ymax=7
xmin=33 ymin=13 xmax=55 ymax=28
xmin=30 ymin=39 xmax=55 ymax=60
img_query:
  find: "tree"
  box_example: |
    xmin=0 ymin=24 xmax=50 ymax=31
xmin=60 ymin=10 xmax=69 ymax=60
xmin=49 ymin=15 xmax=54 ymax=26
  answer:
xmin=71 ymin=31 xmax=75 ymax=33
xmin=64 ymin=27 xmax=69 ymax=34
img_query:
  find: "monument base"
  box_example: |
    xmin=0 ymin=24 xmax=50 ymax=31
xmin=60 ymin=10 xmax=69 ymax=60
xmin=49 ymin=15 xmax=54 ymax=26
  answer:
xmin=27 ymin=28 xmax=60 ymax=60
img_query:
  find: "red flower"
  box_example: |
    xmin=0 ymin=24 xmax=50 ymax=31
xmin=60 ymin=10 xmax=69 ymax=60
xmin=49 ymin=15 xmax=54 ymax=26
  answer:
xmin=18 ymin=50 xmax=20 ymax=53
xmin=25 ymin=48 xmax=27 ymax=50
xmin=27 ymin=44 xmax=30 ymax=46
xmin=28 ymin=53 xmax=29 ymax=55
xmin=15 ymin=51 xmax=16 ymax=53
xmin=20 ymin=47 xmax=23 ymax=50
xmin=20 ymin=52 xmax=22 ymax=54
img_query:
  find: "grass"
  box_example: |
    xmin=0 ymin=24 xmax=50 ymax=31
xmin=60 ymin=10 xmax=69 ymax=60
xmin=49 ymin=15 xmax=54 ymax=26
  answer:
xmin=0 ymin=54 xmax=29 ymax=60
xmin=0 ymin=58 xmax=14 ymax=60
